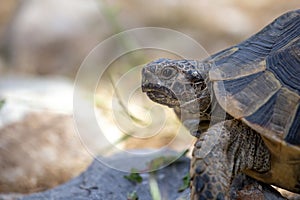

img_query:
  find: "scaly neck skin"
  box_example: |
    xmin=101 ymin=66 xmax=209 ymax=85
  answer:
xmin=173 ymin=60 xmax=212 ymax=136
xmin=181 ymin=88 xmax=212 ymax=132
xmin=173 ymin=92 xmax=211 ymax=137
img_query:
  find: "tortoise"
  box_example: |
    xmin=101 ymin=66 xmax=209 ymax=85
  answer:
xmin=141 ymin=10 xmax=300 ymax=199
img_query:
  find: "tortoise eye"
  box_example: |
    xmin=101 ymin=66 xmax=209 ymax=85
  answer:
xmin=161 ymin=67 xmax=176 ymax=79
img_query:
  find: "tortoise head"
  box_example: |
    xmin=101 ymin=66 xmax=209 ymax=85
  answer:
xmin=141 ymin=58 xmax=210 ymax=113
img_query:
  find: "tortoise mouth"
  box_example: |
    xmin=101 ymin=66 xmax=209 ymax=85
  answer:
xmin=142 ymin=84 xmax=179 ymax=107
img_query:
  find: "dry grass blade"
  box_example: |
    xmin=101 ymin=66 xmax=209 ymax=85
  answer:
xmin=149 ymin=173 xmax=162 ymax=200
xmin=108 ymin=74 xmax=148 ymax=126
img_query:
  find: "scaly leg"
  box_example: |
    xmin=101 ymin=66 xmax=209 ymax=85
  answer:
xmin=190 ymin=120 xmax=271 ymax=200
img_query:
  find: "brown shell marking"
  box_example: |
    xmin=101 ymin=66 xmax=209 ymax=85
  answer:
xmin=213 ymin=70 xmax=281 ymax=119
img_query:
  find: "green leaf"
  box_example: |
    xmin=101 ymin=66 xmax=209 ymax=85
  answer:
xmin=127 ymin=190 xmax=139 ymax=200
xmin=124 ymin=168 xmax=143 ymax=184
xmin=178 ymin=173 xmax=190 ymax=192
xmin=0 ymin=99 xmax=5 ymax=110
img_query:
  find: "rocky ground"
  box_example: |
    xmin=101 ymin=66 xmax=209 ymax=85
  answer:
xmin=1 ymin=152 xmax=296 ymax=200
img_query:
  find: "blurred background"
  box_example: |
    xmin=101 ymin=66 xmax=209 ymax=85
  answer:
xmin=0 ymin=0 xmax=298 ymax=196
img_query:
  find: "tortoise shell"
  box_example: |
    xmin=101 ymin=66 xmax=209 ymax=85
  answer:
xmin=208 ymin=10 xmax=300 ymax=149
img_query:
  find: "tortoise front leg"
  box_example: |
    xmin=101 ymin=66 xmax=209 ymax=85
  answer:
xmin=190 ymin=120 xmax=271 ymax=200
xmin=190 ymin=121 xmax=231 ymax=200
